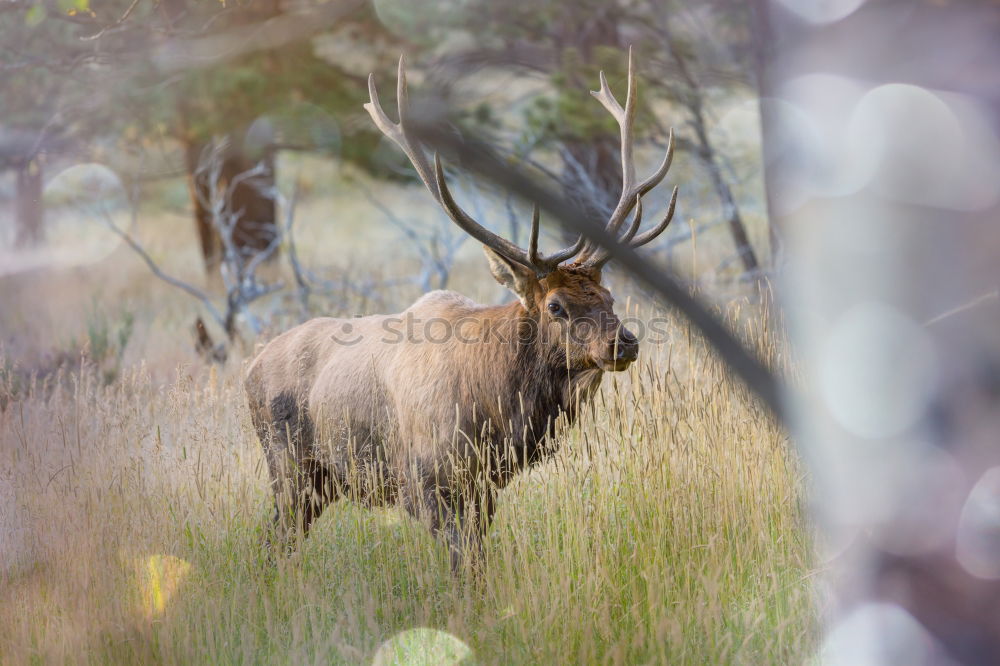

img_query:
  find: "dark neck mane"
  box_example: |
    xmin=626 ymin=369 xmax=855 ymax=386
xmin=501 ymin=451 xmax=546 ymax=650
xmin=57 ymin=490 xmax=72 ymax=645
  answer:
xmin=468 ymin=301 xmax=604 ymax=477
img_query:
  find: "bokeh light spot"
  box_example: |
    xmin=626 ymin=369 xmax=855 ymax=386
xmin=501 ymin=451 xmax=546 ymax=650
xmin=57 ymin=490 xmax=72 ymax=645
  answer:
xmin=956 ymin=467 xmax=1000 ymax=580
xmin=818 ymin=602 xmax=941 ymax=665
xmin=820 ymin=302 xmax=936 ymax=440
xmin=850 ymin=84 xmax=1000 ymax=211
xmin=139 ymin=554 xmax=192 ymax=619
xmin=373 ymin=628 xmax=472 ymax=666
xmin=775 ymin=0 xmax=867 ymax=25
xmin=1 ymin=163 xmax=125 ymax=275
xmin=776 ymin=73 xmax=875 ymax=202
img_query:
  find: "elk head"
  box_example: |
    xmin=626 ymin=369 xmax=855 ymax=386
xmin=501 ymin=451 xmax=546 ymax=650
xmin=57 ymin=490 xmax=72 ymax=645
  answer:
xmin=365 ymin=49 xmax=678 ymax=372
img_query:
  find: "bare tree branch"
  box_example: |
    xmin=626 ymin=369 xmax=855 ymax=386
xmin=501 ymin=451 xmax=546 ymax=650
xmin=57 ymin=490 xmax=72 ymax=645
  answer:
xmin=81 ymin=0 xmax=141 ymax=42
xmin=97 ymin=202 xmax=227 ymax=331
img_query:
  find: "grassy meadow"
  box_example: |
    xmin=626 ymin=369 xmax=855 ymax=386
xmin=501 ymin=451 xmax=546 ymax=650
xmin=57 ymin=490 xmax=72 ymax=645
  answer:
xmin=0 ymin=157 xmax=816 ymax=664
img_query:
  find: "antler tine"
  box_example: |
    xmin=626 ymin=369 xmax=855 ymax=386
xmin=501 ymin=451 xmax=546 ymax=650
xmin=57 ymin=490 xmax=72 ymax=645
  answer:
xmin=433 ymin=154 xmax=535 ymax=267
xmin=621 ymin=195 xmax=643 ymax=244
xmin=577 ymin=47 xmax=637 ymax=266
xmin=432 ymin=153 xmax=590 ymax=274
xmin=526 ymin=203 xmax=588 ymax=272
xmin=630 ymin=185 xmax=678 ymax=249
xmin=364 ymin=73 xmax=393 ymax=136
xmin=542 ymin=234 xmax=587 ymax=269
xmin=364 ymin=56 xmax=439 ymax=201
xmin=588 ymin=47 xmax=637 ymax=238
xmin=581 ymin=49 xmax=677 ymax=269
xmin=527 ymin=204 xmax=540 ymax=266
xmin=637 ymin=126 xmax=674 ymax=199
xmin=368 ymin=55 xmax=589 ymax=275
xmin=395 ymin=55 xmax=409 ymax=126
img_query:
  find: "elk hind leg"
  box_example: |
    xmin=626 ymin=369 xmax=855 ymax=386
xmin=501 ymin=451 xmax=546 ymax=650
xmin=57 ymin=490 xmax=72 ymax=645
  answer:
xmin=258 ymin=392 xmax=338 ymax=555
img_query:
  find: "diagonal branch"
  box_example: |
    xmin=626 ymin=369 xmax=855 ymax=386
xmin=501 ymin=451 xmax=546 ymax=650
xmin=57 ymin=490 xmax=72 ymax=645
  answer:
xmin=98 ymin=209 xmax=227 ymax=331
xmin=407 ymin=113 xmax=785 ymax=422
xmin=81 ymin=0 xmax=141 ymax=42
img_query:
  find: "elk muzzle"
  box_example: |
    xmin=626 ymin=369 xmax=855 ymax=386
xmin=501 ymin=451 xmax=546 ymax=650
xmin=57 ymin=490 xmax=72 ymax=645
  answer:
xmin=600 ymin=326 xmax=638 ymax=371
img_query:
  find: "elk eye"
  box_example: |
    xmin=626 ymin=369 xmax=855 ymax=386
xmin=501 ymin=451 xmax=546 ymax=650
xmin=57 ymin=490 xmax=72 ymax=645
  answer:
xmin=547 ymin=302 xmax=564 ymax=316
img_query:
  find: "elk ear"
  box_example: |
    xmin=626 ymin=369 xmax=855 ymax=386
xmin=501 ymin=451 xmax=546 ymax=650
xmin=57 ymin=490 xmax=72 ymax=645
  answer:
xmin=483 ymin=246 xmax=539 ymax=310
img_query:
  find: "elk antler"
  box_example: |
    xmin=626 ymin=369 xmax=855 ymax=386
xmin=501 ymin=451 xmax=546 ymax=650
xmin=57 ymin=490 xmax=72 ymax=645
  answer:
xmin=365 ymin=55 xmax=585 ymax=276
xmin=578 ymin=47 xmax=679 ymax=269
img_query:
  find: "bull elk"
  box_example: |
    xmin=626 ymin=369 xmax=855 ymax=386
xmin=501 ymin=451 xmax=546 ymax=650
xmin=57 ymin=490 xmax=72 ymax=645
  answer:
xmin=246 ymin=50 xmax=678 ymax=570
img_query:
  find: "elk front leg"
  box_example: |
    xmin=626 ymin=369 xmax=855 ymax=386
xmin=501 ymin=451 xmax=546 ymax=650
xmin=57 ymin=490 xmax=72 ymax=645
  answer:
xmin=405 ymin=482 xmax=496 ymax=573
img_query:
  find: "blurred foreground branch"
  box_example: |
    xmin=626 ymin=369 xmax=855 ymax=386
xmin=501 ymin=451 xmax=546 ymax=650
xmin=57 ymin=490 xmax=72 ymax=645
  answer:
xmin=759 ymin=0 xmax=1000 ymax=662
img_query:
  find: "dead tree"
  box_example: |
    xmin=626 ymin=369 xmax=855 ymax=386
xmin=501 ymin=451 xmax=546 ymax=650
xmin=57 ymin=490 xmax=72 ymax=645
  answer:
xmin=185 ymin=135 xmax=279 ymax=276
xmin=101 ymin=149 xmax=421 ymax=357
xmin=191 ymin=140 xmax=283 ymax=336
xmin=100 ymin=145 xmax=285 ymax=360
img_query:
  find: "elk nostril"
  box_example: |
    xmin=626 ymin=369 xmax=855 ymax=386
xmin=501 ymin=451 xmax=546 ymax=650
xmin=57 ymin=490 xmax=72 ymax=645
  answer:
xmin=615 ymin=337 xmax=638 ymax=360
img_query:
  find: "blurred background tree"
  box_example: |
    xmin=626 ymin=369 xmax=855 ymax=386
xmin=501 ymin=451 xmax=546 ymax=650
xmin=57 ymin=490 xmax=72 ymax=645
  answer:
xmin=0 ymin=0 xmax=93 ymax=247
xmin=0 ymin=0 xmax=400 ymax=272
xmin=115 ymin=0 xmax=395 ymax=272
xmin=0 ymin=0 xmax=768 ymax=282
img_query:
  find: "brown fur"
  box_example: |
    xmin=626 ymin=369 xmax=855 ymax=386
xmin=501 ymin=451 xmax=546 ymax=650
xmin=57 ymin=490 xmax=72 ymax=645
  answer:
xmin=245 ymin=255 xmax=638 ymax=569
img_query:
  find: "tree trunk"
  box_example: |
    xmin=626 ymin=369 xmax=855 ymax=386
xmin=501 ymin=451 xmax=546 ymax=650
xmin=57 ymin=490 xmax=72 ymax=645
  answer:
xmin=184 ymin=137 xmax=278 ymax=275
xmin=183 ymin=139 xmax=220 ymax=272
xmin=660 ymin=17 xmax=761 ymax=279
xmin=163 ymin=0 xmax=279 ymax=276
xmin=14 ymin=158 xmax=43 ymax=247
xmin=746 ymin=0 xmax=783 ymax=265
xmin=224 ymin=146 xmax=277 ymax=256
xmin=693 ymin=122 xmax=760 ymax=278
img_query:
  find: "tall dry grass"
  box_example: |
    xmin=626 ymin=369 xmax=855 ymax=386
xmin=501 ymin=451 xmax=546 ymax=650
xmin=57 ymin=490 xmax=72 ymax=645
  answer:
xmin=1 ymin=163 xmax=813 ymax=663
xmin=0 ymin=293 xmax=815 ymax=664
